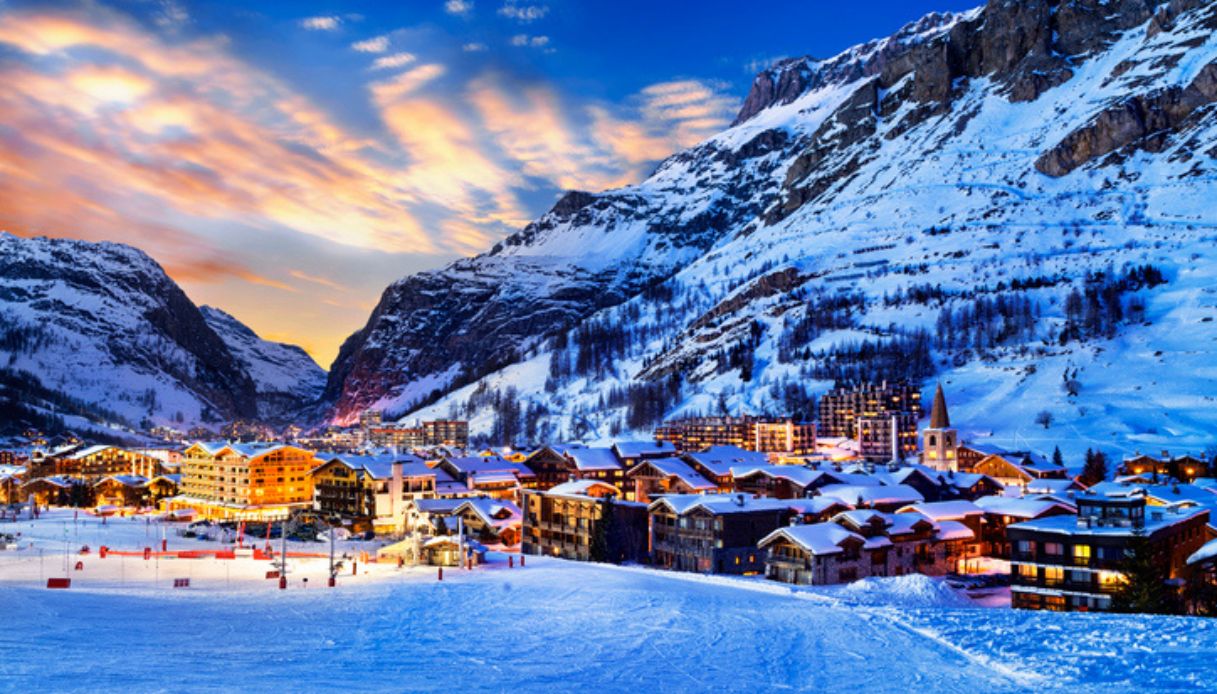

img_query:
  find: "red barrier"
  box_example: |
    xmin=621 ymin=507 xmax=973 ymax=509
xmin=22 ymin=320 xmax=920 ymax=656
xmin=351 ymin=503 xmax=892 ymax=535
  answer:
xmin=437 ymin=567 xmax=443 ymax=581
xmin=265 ymin=570 xmax=280 ymax=579
xmin=143 ymin=547 xmax=151 ymax=560
xmin=99 ymin=546 xmax=108 ymax=559
xmin=161 ymin=539 xmax=167 ymax=552
xmin=278 ymin=575 xmax=287 ymax=590
xmin=46 ymin=578 xmax=70 ymax=589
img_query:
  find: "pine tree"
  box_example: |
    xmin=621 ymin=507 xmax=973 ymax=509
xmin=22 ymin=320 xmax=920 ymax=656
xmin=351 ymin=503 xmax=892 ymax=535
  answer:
xmin=1110 ymin=531 xmax=1180 ymax=614
xmin=589 ymin=498 xmax=617 ymax=563
xmin=1080 ymin=449 xmax=1109 ymax=487
xmin=1052 ymin=446 xmax=1064 ymax=467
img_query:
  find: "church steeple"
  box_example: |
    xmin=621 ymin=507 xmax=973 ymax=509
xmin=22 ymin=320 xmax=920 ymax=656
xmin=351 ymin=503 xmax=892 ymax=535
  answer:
xmin=930 ymin=382 xmax=950 ymax=429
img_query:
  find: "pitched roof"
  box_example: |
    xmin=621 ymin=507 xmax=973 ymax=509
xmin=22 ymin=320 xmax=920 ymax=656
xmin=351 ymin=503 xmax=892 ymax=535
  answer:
xmin=613 ymin=441 xmax=676 ymax=459
xmin=730 ymin=465 xmax=830 ymax=488
xmin=684 ymin=446 xmax=770 ymax=476
xmin=545 ymin=479 xmax=619 ymax=498
xmin=817 ymin=484 xmax=924 ymax=506
xmin=648 ymin=493 xmax=796 ymax=516
xmin=562 ymin=447 xmax=623 ymax=472
xmin=896 ymin=500 xmax=983 ymax=521
xmin=759 ymin=523 xmax=864 ymax=555
xmin=974 ymin=495 xmax=1074 ymax=518
xmin=631 ymin=457 xmax=716 ymax=490
xmin=929 ymin=382 xmax=950 ymax=429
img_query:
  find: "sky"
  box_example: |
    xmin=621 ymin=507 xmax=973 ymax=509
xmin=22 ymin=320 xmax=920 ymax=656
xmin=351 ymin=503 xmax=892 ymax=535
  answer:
xmin=0 ymin=0 xmax=980 ymax=367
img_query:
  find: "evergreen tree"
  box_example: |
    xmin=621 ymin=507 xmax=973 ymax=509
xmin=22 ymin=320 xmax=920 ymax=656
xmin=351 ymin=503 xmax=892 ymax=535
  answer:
xmin=1080 ymin=449 xmax=1109 ymax=487
xmin=1052 ymin=446 xmax=1064 ymax=467
xmin=1110 ymin=531 xmax=1180 ymax=614
xmin=589 ymin=498 xmax=617 ymax=563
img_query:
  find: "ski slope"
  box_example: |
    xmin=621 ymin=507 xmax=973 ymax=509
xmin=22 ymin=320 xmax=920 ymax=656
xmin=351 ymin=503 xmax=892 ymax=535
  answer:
xmin=2 ymin=514 xmax=1216 ymax=692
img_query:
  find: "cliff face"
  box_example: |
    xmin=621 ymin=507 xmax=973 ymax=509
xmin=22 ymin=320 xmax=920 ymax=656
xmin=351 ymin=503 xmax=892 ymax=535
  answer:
xmin=327 ymin=0 xmax=1217 ymax=457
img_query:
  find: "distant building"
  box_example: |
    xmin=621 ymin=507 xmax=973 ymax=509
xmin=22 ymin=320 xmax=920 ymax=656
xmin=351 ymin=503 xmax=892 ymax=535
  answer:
xmin=359 ymin=410 xmax=384 ymax=431
xmin=1008 ymin=488 xmax=1209 ymax=611
xmin=28 ymin=445 xmax=168 ymax=481
xmin=817 ymin=381 xmax=922 ymax=439
xmin=424 ymin=420 xmax=469 ymax=448
xmin=1118 ymin=451 xmax=1212 ymax=483
xmin=856 ymin=412 xmax=919 ymax=462
xmin=367 ymin=427 xmax=426 ymax=450
xmin=921 ymin=383 xmax=959 ymax=471
xmin=655 ymin=416 xmax=815 ymax=454
xmin=973 ymin=451 xmax=1068 ymax=488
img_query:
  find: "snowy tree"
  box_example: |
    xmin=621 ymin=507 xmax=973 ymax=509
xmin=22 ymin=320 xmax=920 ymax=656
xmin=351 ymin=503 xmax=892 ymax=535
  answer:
xmin=1034 ymin=410 xmax=1053 ymax=429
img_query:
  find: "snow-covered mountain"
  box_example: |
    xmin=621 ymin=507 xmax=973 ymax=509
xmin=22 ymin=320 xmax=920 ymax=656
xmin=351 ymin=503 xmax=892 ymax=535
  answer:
xmin=0 ymin=233 xmax=320 ymax=435
xmin=199 ymin=306 xmax=326 ymax=421
xmin=327 ymin=0 xmax=1217 ymax=461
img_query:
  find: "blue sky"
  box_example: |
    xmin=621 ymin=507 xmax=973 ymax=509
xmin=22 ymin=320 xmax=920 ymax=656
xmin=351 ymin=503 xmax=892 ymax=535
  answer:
xmin=0 ymin=0 xmax=979 ymax=363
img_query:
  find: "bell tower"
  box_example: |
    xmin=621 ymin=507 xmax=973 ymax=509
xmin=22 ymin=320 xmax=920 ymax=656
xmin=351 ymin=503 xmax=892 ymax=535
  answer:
xmin=922 ymin=383 xmax=958 ymax=471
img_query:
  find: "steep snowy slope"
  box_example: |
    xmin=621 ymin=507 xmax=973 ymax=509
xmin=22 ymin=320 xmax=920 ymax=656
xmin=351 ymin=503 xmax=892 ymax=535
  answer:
xmin=339 ymin=0 xmax=1217 ymax=462
xmin=0 ymin=233 xmax=312 ymax=433
xmin=200 ymin=306 xmax=326 ymax=421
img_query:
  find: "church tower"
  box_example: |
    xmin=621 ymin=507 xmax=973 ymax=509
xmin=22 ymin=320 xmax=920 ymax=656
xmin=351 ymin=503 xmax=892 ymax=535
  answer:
xmin=922 ymin=383 xmax=959 ymax=471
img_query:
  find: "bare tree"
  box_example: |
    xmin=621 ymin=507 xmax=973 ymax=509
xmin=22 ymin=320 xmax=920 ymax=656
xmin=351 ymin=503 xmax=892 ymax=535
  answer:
xmin=1035 ymin=410 xmax=1054 ymax=429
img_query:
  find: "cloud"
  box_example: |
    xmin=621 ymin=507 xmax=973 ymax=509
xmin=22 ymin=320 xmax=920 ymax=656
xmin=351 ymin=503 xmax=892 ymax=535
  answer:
xmin=510 ymin=34 xmax=549 ymax=48
xmin=369 ymin=63 xmax=446 ymax=102
xmin=462 ymin=42 xmax=488 ymax=52
xmin=371 ymin=52 xmax=416 ymax=70
xmin=445 ymin=0 xmax=474 ymax=16
xmin=299 ymin=16 xmax=341 ymax=31
xmin=288 ymin=269 xmax=349 ymax=292
xmin=0 ymin=8 xmax=439 ymax=264
xmin=351 ymin=35 xmax=389 ymax=53
xmin=498 ymin=3 xmax=549 ymax=22
xmin=744 ymin=55 xmax=787 ymax=75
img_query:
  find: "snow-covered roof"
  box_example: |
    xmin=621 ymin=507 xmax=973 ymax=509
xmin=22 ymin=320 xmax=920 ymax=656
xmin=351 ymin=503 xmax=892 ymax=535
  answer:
xmin=759 ymin=523 xmax=864 ymax=555
xmin=563 ymin=447 xmax=623 ymax=471
xmin=935 ymin=520 xmax=975 ymax=542
xmin=454 ymin=497 xmax=522 ymax=530
xmin=974 ymin=495 xmax=1074 ymax=518
xmin=817 ymin=484 xmax=924 ymax=507
xmin=93 ymin=474 xmax=148 ymax=487
xmin=613 ymin=441 xmax=676 ymax=459
xmin=631 ymin=457 xmax=716 ymax=490
xmin=730 ymin=465 xmax=828 ymax=488
xmin=414 ymin=498 xmax=465 ymax=515
xmin=683 ymin=446 xmax=769 ymax=476
xmin=68 ymin=444 xmax=114 ymax=459
xmin=545 ymin=479 xmax=619 ymax=498
xmin=1024 ymin=478 xmax=1081 ymax=494
xmin=648 ymin=493 xmax=795 ymax=516
xmin=1188 ymin=538 xmax=1217 ymax=566
xmin=1012 ymin=505 xmax=1208 ymax=537
xmin=896 ymin=500 xmax=983 ymax=521
xmin=469 ymin=471 xmax=521 ymax=486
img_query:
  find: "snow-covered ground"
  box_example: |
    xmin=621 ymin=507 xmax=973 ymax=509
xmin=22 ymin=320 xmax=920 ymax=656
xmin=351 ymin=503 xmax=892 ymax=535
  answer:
xmin=2 ymin=512 xmax=1216 ymax=691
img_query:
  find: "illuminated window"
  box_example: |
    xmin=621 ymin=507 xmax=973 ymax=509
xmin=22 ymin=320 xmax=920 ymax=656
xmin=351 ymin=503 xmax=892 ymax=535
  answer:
xmin=1072 ymin=545 xmax=1091 ymax=561
xmin=1044 ymin=567 xmax=1064 ymax=585
xmin=1017 ymin=564 xmax=1036 ymax=578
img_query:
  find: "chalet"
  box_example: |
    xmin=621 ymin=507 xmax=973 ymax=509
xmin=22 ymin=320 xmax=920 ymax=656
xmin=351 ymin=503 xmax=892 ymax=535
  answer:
xmin=973 ymin=452 xmax=1067 ymax=488
xmin=436 ymin=455 xmax=535 ymax=499
xmin=761 ymin=510 xmax=977 ymax=586
xmin=682 ymin=445 xmax=770 ymax=492
xmin=626 ymin=457 xmax=716 ymax=503
xmin=452 ymin=497 xmax=523 ymax=546
xmin=93 ymin=475 xmax=178 ymax=508
xmin=522 ymin=447 xmax=577 ymax=489
xmin=649 ymin=494 xmax=796 ymax=574
xmin=954 ymin=443 xmax=1006 ymax=472
xmin=21 ymin=476 xmax=88 ymax=507
xmin=897 ymin=500 xmax=986 ymax=558
xmin=974 ymin=495 xmax=1076 ymax=558
xmin=521 ymin=480 xmax=648 ymax=563
xmin=1008 ymin=488 xmax=1210 ymax=611
xmin=0 ymin=465 xmax=27 ymax=505
xmin=561 ymin=447 xmax=626 ymax=488
xmin=55 ymin=445 xmax=168 ymax=480
xmin=731 ymin=465 xmax=838 ymax=500
xmin=928 ymin=470 xmax=1005 ymax=500
xmin=1119 ymin=451 xmax=1213 ymax=483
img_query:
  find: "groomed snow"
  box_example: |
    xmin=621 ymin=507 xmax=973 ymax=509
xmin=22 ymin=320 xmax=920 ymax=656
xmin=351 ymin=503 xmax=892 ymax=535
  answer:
xmin=3 ymin=511 xmax=1217 ymax=691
